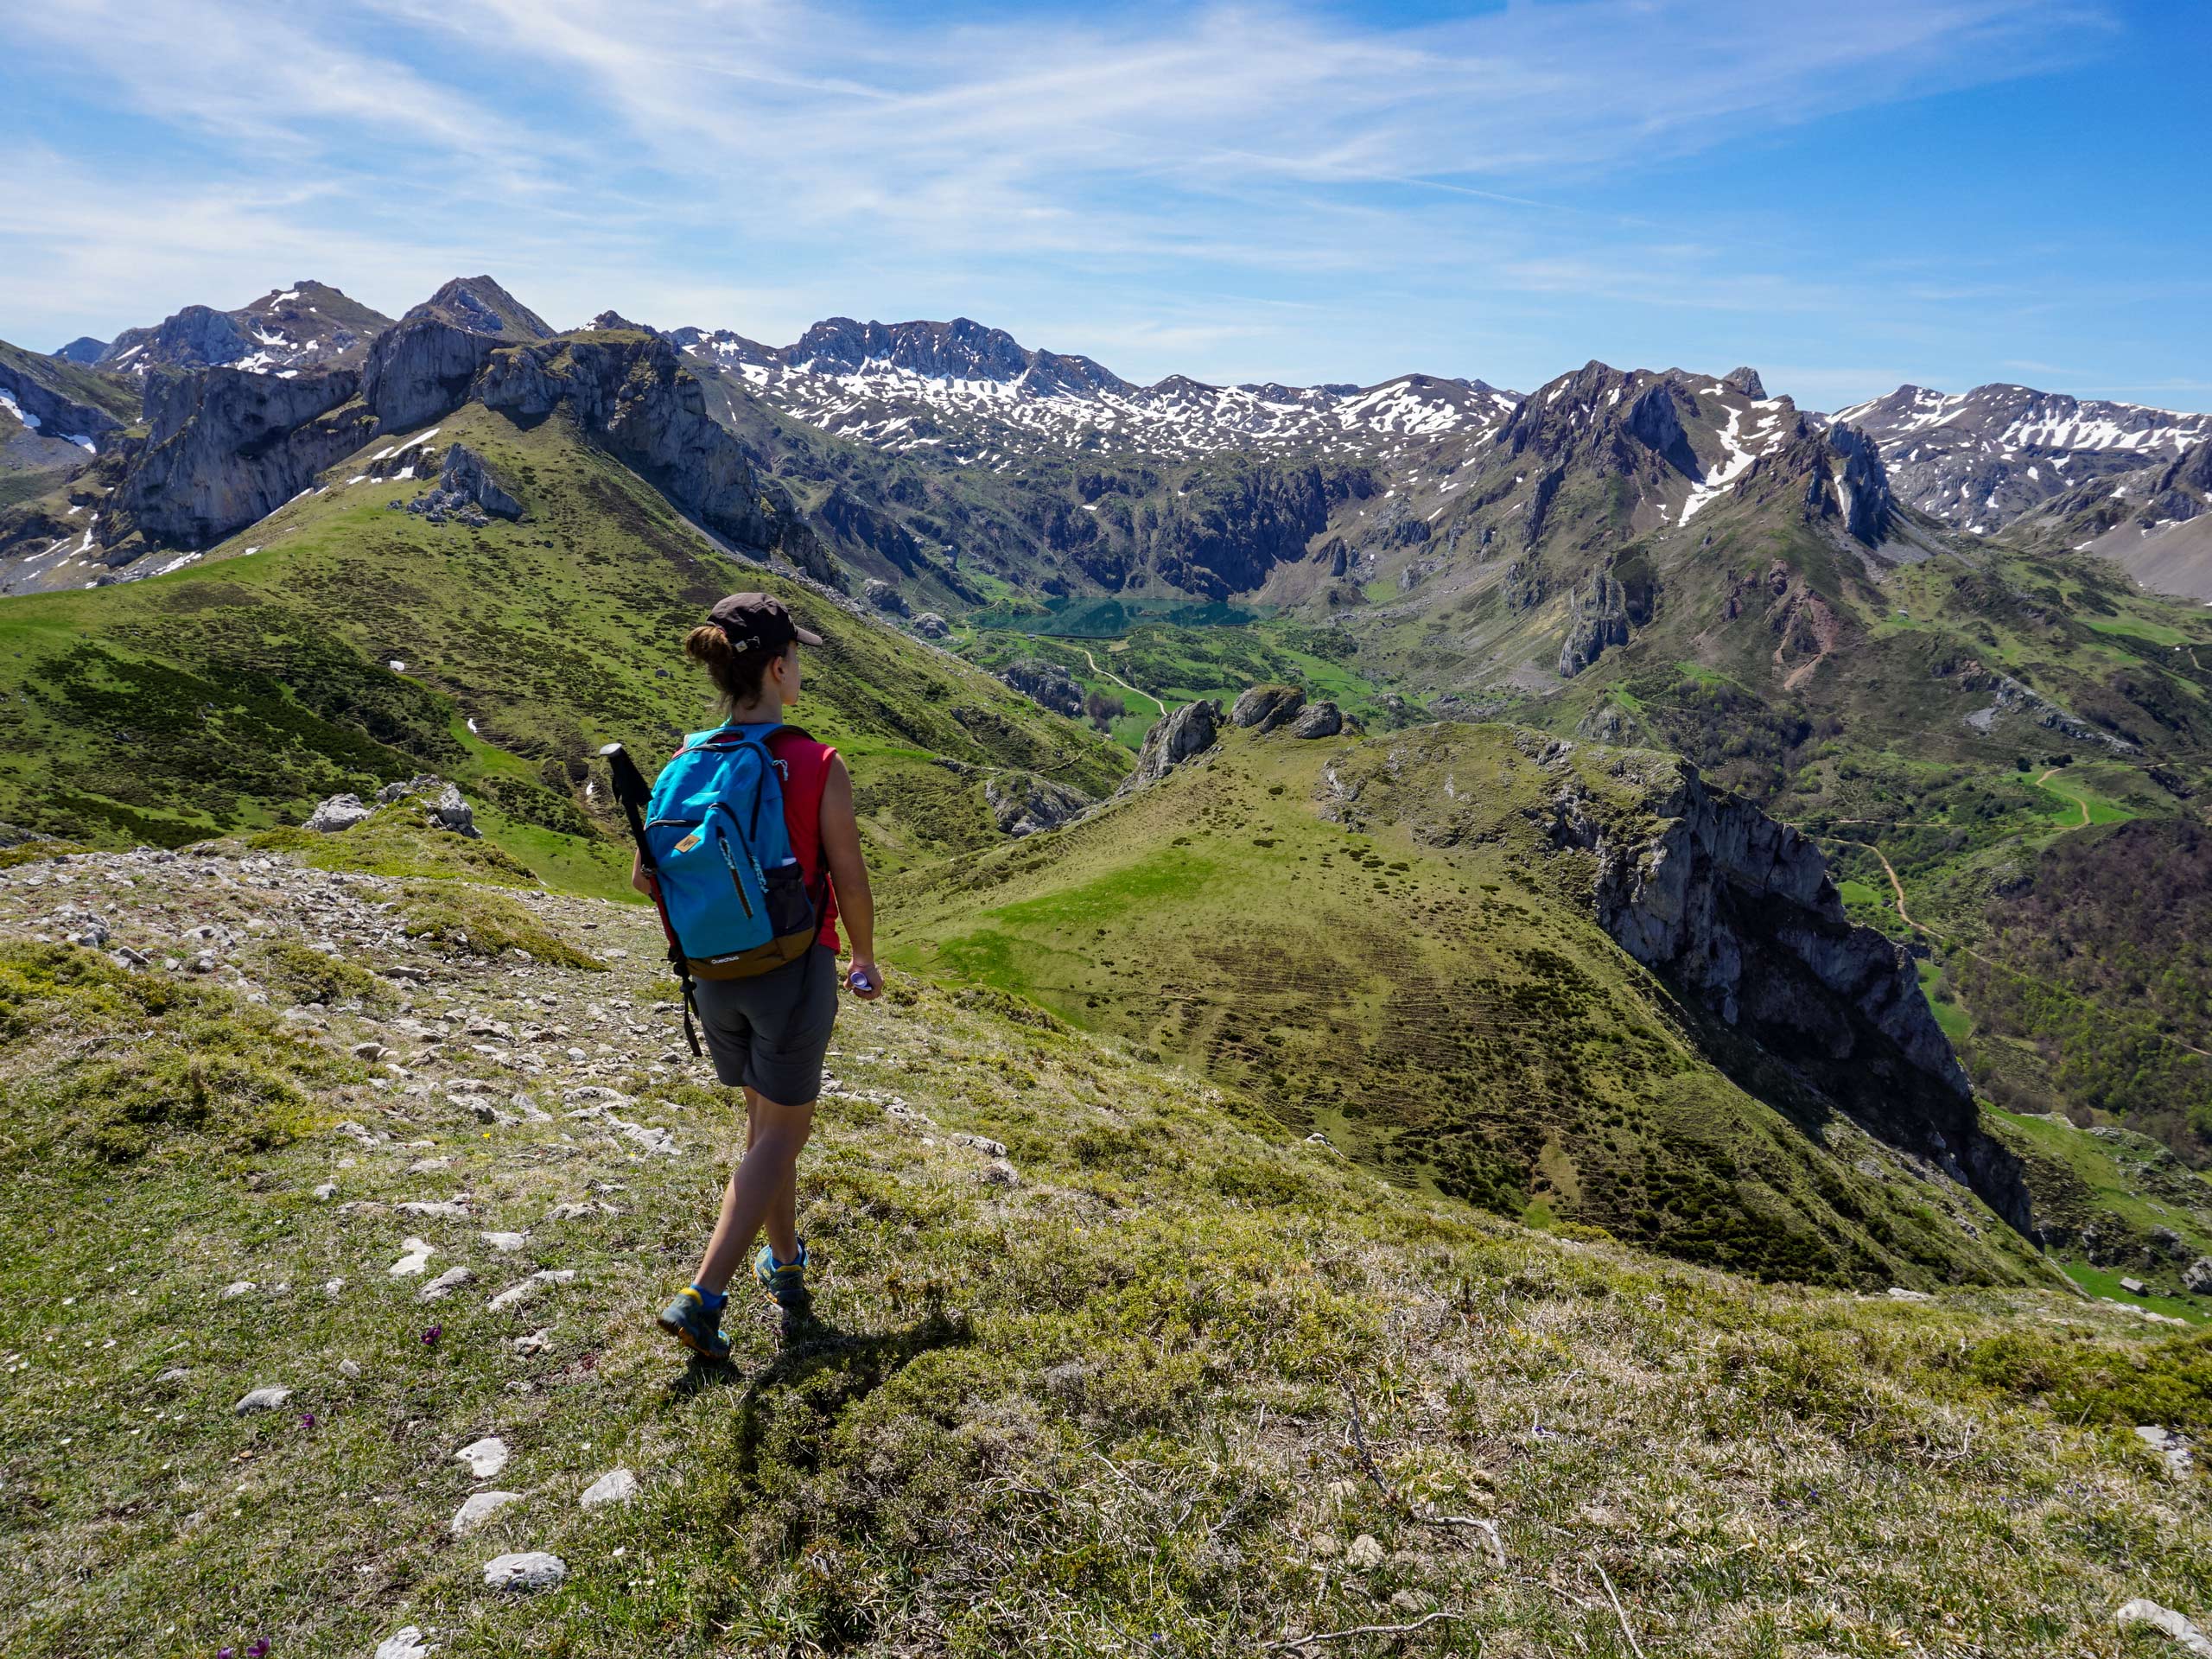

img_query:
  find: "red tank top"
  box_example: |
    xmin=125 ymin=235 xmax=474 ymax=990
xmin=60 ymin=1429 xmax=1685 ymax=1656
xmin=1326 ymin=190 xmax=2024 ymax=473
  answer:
xmin=767 ymin=728 xmax=841 ymax=953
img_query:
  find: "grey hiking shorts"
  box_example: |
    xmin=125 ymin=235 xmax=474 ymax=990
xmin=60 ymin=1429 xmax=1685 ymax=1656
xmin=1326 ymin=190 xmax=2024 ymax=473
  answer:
xmin=690 ymin=944 xmax=840 ymax=1106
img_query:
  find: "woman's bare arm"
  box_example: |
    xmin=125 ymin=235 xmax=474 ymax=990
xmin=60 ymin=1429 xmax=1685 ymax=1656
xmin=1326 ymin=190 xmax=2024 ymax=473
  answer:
xmin=817 ymin=754 xmax=880 ymax=998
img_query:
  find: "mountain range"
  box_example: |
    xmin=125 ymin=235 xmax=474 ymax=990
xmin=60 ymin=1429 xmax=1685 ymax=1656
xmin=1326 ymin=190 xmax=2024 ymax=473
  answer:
xmin=8 ymin=275 xmax=2210 ymax=607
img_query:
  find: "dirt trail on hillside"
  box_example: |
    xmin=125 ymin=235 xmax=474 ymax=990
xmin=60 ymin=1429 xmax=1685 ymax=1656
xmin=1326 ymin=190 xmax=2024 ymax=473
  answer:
xmin=1079 ymin=646 xmax=1166 ymax=716
xmin=2034 ymin=768 xmax=2092 ymax=829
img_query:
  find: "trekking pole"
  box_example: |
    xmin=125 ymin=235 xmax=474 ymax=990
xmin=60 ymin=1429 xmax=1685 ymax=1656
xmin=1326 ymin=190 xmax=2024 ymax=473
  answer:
xmin=600 ymin=741 xmax=703 ymax=1058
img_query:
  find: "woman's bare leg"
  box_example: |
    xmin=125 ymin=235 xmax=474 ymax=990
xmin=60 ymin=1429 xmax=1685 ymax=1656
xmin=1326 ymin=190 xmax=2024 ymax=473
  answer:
xmin=691 ymin=1089 xmax=814 ymax=1294
xmin=743 ymin=1088 xmax=804 ymax=1265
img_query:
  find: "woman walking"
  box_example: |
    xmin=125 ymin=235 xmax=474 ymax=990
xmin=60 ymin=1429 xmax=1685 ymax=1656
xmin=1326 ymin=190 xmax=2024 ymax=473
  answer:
xmin=643 ymin=592 xmax=882 ymax=1360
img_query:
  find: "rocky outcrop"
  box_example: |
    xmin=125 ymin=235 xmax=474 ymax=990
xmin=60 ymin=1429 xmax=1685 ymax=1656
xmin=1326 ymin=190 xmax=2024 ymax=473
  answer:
xmin=1722 ymin=366 xmax=1766 ymax=398
xmin=862 ymin=577 xmax=910 ymax=616
xmin=1624 ymin=383 xmax=1700 ymax=478
xmin=983 ymin=773 xmax=1091 ymax=836
xmin=1231 ymin=684 xmax=1305 ymax=731
xmin=1122 ymin=699 xmax=1219 ymax=791
xmin=1817 ymin=423 xmax=1895 ymax=543
xmin=1546 ymin=756 xmax=2028 ymax=1229
xmin=816 ymin=486 xmax=925 ymax=574
xmin=1288 ymin=701 xmax=1344 ymax=738
xmin=303 ymin=793 xmax=373 ymax=833
xmin=305 ymin=777 xmax=480 ymax=837
xmin=78 ymin=309 xmax=825 ymax=580
xmin=378 ymin=775 xmax=481 ymax=837
xmin=1745 ymin=417 xmax=1897 ymax=546
xmin=1558 ymin=575 xmax=1632 ymax=677
xmin=998 ymin=658 xmax=1084 ymax=718
xmin=1141 ymin=461 xmax=1373 ymax=599
xmin=400 ymin=443 xmax=523 ymax=525
xmin=1558 ymin=555 xmax=1660 ymax=678
xmin=2185 ymin=1256 xmax=2212 ymax=1295
xmin=910 ymin=612 xmax=950 ymax=640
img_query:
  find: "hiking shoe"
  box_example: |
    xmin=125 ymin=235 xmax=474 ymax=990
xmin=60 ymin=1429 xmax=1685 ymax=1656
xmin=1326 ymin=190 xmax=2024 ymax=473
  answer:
xmin=753 ymin=1240 xmax=810 ymax=1312
xmin=656 ymin=1287 xmax=730 ymax=1362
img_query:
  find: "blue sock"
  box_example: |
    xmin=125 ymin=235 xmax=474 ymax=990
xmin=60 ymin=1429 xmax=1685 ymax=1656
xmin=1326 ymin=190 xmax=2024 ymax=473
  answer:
xmin=691 ymin=1282 xmax=727 ymax=1313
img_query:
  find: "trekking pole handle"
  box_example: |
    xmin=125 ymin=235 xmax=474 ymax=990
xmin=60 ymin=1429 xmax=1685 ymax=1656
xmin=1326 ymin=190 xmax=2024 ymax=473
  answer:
xmin=600 ymin=741 xmax=652 ymax=815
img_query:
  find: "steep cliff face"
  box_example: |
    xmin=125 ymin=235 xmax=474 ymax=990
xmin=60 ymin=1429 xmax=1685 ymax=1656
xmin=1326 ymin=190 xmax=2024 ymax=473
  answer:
xmin=1544 ymin=751 xmax=2028 ymax=1229
xmin=365 ymin=317 xmax=499 ymax=433
xmin=105 ymin=367 xmax=373 ymax=552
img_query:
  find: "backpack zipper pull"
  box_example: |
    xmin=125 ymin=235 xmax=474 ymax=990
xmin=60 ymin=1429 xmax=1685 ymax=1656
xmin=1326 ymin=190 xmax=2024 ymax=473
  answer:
xmin=714 ymin=827 xmax=755 ymax=918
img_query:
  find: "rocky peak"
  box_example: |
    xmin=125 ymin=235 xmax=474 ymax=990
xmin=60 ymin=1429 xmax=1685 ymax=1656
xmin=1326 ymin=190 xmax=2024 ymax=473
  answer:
xmin=789 ymin=316 xmax=1031 ymax=383
xmin=1018 ymin=348 xmax=1133 ymax=400
xmin=1742 ymin=416 xmax=1896 ymax=545
xmin=1496 ymin=361 xmax=1677 ymax=470
xmin=1831 ymin=379 xmax=2212 ymax=534
xmin=98 ymin=282 xmax=394 ymax=378
xmin=99 ymin=305 xmax=254 ymax=375
xmin=52 ymin=337 xmax=108 ymax=365
xmin=588 ymin=310 xmax=651 ymax=334
xmin=1721 ymin=365 xmax=1765 ymax=398
xmin=668 ymin=327 xmax=780 ymax=371
xmin=405 ymin=276 xmax=556 ymax=340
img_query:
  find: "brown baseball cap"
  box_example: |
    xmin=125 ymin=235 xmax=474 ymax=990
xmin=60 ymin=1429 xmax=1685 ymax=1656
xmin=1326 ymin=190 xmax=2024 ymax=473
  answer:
xmin=708 ymin=591 xmax=823 ymax=652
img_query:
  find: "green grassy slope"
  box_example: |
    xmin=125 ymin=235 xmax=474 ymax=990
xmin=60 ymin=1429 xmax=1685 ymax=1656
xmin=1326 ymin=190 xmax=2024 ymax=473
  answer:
xmin=0 ymin=402 xmax=1127 ymax=890
xmin=4 ymin=846 xmax=2210 ymax=1657
xmin=1987 ymin=1107 xmax=2212 ymax=1319
xmin=883 ymin=719 xmax=2050 ymax=1290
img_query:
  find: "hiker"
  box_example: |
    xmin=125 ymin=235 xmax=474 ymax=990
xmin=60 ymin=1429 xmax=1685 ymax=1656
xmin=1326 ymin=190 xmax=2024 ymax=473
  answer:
xmin=641 ymin=592 xmax=882 ymax=1360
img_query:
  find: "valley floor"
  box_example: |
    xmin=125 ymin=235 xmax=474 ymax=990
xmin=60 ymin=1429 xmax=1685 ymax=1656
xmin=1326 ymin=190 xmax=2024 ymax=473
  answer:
xmin=2 ymin=844 xmax=2209 ymax=1656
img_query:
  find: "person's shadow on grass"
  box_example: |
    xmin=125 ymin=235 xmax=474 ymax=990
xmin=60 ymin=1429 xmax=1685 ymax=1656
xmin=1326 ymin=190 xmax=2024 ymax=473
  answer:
xmin=667 ymin=1303 xmax=973 ymax=1473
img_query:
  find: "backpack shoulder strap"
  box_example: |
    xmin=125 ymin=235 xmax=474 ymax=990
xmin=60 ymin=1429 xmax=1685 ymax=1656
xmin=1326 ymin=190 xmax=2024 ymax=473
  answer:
xmin=677 ymin=721 xmax=783 ymax=758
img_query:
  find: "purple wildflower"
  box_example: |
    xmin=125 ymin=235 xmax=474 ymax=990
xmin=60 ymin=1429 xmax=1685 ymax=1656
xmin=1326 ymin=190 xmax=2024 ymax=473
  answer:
xmin=247 ymin=1641 xmax=270 ymax=1658
xmin=299 ymin=1412 xmax=315 ymax=1427
xmin=423 ymin=1325 xmax=442 ymax=1346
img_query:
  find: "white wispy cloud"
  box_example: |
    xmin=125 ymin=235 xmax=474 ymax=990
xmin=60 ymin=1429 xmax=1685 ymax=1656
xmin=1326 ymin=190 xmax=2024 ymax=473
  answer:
xmin=0 ymin=0 xmax=2165 ymax=405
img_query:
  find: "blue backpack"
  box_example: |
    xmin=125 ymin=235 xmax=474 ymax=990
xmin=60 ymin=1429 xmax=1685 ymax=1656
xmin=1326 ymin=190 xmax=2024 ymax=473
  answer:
xmin=644 ymin=721 xmax=820 ymax=980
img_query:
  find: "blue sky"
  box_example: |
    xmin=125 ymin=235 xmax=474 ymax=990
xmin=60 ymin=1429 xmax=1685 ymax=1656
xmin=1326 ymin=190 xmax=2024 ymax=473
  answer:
xmin=3 ymin=0 xmax=2206 ymax=410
